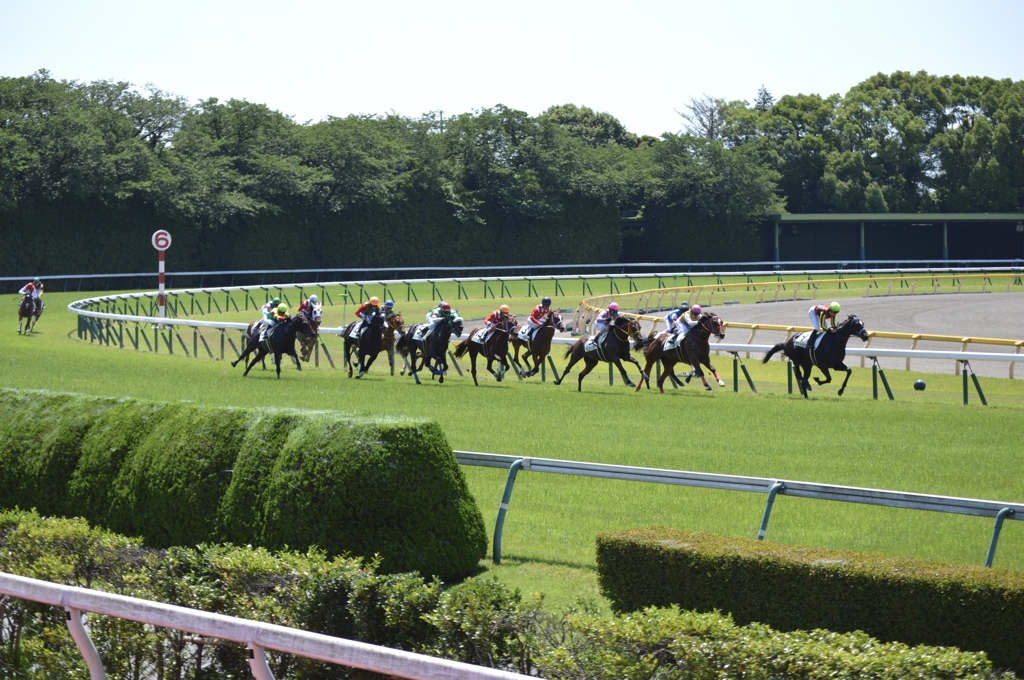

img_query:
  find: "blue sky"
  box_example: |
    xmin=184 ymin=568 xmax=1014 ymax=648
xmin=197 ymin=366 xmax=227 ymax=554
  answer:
xmin=2 ymin=0 xmax=1022 ymax=137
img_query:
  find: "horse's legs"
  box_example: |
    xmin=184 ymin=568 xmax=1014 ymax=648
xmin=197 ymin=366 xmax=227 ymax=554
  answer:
xmin=704 ymin=358 xmax=725 ymax=387
xmin=837 ymin=364 xmax=853 ymax=396
xmin=242 ymin=349 xmax=266 ymax=376
xmin=553 ymin=348 xmax=582 ymax=386
xmin=469 ymin=350 xmax=479 ymax=386
xmin=618 ymin=355 xmax=647 ymax=388
xmin=813 ymin=368 xmax=833 ymax=386
xmin=290 ymin=352 xmax=302 ymax=371
xmin=793 ymin=362 xmax=810 ymax=398
xmin=576 ymin=357 xmax=597 ymax=391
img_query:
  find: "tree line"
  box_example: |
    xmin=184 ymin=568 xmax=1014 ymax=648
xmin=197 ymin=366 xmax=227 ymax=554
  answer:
xmin=1 ymin=69 xmax=1021 ymax=275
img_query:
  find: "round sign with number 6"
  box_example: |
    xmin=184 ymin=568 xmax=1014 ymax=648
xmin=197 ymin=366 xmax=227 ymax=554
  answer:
xmin=152 ymin=230 xmax=172 ymax=251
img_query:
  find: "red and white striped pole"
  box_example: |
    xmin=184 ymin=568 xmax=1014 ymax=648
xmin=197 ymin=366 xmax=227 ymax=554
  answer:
xmin=151 ymin=230 xmax=172 ymax=321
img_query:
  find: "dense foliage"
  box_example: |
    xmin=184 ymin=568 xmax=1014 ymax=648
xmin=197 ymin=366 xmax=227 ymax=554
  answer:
xmin=0 ymin=388 xmax=487 ymax=581
xmin=3 ymin=70 xmax=1020 ymax=273
xmin=597 ymin=527 xmax=1024 ymax=675
xmin=1 ymin=511 xmax=1012 ymax=679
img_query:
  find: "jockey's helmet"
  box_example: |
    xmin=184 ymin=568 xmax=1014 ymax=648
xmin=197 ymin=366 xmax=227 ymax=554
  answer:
xmin=608 ymin=302 xmax=620 ymax=312
xmin=277 ymin=304 xmax=288 ymax=314
xmin=829 ymin=301 xmax=841 ymax=313
xmin=690 ymin=304 xmax=702 ymax=315
xmin=541 ymin=297 xmax=551 ymax=307
xmin=499 ymin=304 xmax=510 ymax=314
xmin=33 ymin=278 xmax=40 ymax=284
xmin=441 ymin=302 xmax=451 ymax=312
xmin=385 ymin=300 xmax=394 ymax=308
xmin=369 ymin=296 xmax=380 ymax=306
xmin=272 ymin=297 xmax=281 ymax=306
xmin=309 ymin=294 xmax=318 ymax=305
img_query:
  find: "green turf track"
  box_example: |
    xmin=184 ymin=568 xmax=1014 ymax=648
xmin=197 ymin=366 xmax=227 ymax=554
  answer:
xmin=5 ymin=286 xmax=1024 ymax=611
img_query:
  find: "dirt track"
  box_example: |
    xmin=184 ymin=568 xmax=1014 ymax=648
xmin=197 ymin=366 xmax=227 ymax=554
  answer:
xmin=703 ymin=292 xmax=1023 ymax=379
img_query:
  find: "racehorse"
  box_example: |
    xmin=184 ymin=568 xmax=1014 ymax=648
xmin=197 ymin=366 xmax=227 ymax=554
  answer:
xmin=638 ymin=313 xmax=726 ymax=393
xmin=395 ymin=314 xmax=465 ymax=384
xmin=240 ymin=304 xmax=321 ymax=370
xmin=17 ymin=294 xmax=41 ymax=334
xmin=382 ymin=312 xmax=405 ymax=375
xmin=453 ymin=315 xmax=517 ymax=385
xmin=342 ymin=308 xmax=388 ymax=378
xmin=762 ymin=314 xmax=870 ymax=397
xmin=296 ymin=304 xmax=323 ymax=362
xmin=231 ymin=313 xmax=315 ymax=378
xmin=554 ymin=315 xmax=647 ymax=391
xmin=510 ymin=311 xmax=565 ymax=377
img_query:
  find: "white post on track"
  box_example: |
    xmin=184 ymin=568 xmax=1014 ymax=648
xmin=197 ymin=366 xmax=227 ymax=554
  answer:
xmin=151 ymin=230 xmax=172 ymax=323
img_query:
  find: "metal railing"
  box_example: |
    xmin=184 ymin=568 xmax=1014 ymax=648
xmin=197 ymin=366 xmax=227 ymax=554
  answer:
xmin=0 ymin=572 xmax=531 ymax=680
xmin=453 ymin=451 xmax=1023 ymax=568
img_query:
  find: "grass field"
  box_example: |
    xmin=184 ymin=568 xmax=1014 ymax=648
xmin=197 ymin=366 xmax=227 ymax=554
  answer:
xmin=6 ymin=286 xmax=1024 ymax=612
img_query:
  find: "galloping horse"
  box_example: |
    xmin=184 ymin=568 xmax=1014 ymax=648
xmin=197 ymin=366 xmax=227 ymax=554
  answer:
xmin=762 ymin=314 xmax=870 ymax=397
xmin=453 ymin=315 xmax=517 ymax=385
xmin=17 ymin=294 xmax=41 ymax=334
xmin=639 ymin=313 xmax=727 ymax=393
xmin=554 ymin=315 xmax=647 ymax=391
xmin=396 ymin=314 xmax=464 ymax=385
xmin=296 ymin=304 xmax=322 ymax=362
xmin=231 ymin=313 xmax=315 ymax=378
xmin=342 ymin=308 xmax=388 ymax=378
xmin=382 ymin=312 xmax=405 ymax=375
xmin=510 ymin=311 xmax=565 ymax=377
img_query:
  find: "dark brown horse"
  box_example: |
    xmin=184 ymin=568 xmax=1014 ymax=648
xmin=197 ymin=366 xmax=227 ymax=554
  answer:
xmin=554 ymin=315 xmax=647 ymax=391
xmin=342 ymin=308 xmax=388 ymax=378
xmin=395 ymin=314 xmax=465 ymax=385
xmin=510 ymin=311 xmax=565 ymax=377
xmin=762 ymin=314 xmax=870 ymax=397
xmin=296 ymin=304 xmax=322 ymax=362
xmin=231 ymin=313 xmax=315 ymax=378
xmin=453 ymin=315 xmax=517 ymax=385
xmin=17 ymin=294 xmax=41 ymax=334
xmin=382 ymin=312 xmax=405 ymax=375
xmin=639 ymin=313 xmax=726 ymax=393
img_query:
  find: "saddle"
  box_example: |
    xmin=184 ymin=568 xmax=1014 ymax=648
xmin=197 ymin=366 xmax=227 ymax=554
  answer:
xmin=413 ymin=324 xmax=434 ymax=343
xmin=664 ymin=332 xmax=683 ymax=352
xmin=471 ymin=328 xmax=490 ymax=345
xmin=517 ymin=326 xmax=536 ymax=343
xmin=583 ymin=333 xmax=611 ymax=360
xmin=793 ymin=331 xmax=826 ymax=351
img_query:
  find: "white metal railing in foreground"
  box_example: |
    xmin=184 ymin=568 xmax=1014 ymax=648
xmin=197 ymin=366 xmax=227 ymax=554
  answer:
xmin=0 ymin=572 xmax=532 ymax=680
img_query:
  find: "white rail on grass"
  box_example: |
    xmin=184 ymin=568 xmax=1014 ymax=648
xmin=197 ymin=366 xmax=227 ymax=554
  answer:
xmin=453 ymin=451 xmax=1023 ymax=568
xmin=0 ymin=572 xmax=532 ymax=680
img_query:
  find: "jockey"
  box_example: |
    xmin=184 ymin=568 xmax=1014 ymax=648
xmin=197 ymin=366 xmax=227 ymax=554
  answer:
xmin=521 ymin=297 xmax=554 ymax=341
xmin=265 ymin=304 xmax=289 ymax=335
xmin=383 ymin=299 xmax=396 ymax=322
xmin=298 ymin=294 xmax=319 ymax=315
xmin=664 ymin=306 xmax=686 ymax=335
xmin=679 ymin=304 xmax=702 ymax=335
xmin=354 ymin=296 xmax=381 ymax=335
xmin=18 ymin=278 xmax=44 ymax=314
xmin=260 ymin=297 xmax=282 ymax=329
xmin=809 ymin=301 xmax=841 ymax=335
xmin=593 ymin=302 xmax=620 ymax=336
xmin=422 ymin=301 xmax=454 ymax=337
xmin=484 ymin=304 xmax=512 ymax=330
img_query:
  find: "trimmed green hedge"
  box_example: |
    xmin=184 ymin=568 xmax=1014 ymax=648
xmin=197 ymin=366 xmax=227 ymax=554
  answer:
xmin=0 ymin=388 xmax=486 ymax=581
xmin=2 ymin=512 xmax=1012 ymax=679
xmin=596 ymin=527 xmax=1024 ymax=675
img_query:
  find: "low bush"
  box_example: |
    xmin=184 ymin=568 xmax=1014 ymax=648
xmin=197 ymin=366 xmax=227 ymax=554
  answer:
xmin=596 ymin=527 xmax=1024 ymax=675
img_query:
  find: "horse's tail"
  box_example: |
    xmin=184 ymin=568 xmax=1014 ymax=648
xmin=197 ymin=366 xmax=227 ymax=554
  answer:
xmin=453 ymin=338 xmax=470 ymax=358
xmin=762 ymin=343 xmax=784 ymax=364
xmin=395 ymin=331 xmax=412 ymax=357
xmin=563 ymin=344 xmax=574 ymax=359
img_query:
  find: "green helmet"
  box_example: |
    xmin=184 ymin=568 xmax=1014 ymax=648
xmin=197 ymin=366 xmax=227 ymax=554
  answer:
xmin=272 ymin=297 xmax=281 ymax=306
xmin=277 ymin=304 xmax=288 ymax=314
xmin=829 ymin=301 xmax=841 ymax=313
xmin=33 ymin=278 xmax=40 ymax=284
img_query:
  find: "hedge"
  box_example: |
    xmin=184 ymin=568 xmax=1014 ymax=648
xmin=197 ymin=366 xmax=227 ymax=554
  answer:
xmin=596 ymin=526 xmax=1024 ymax=675
xmin=0 ymin=388 xmax=487 ymax=581
xmin=1 ymin=512 xmax=1013 ymax=679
